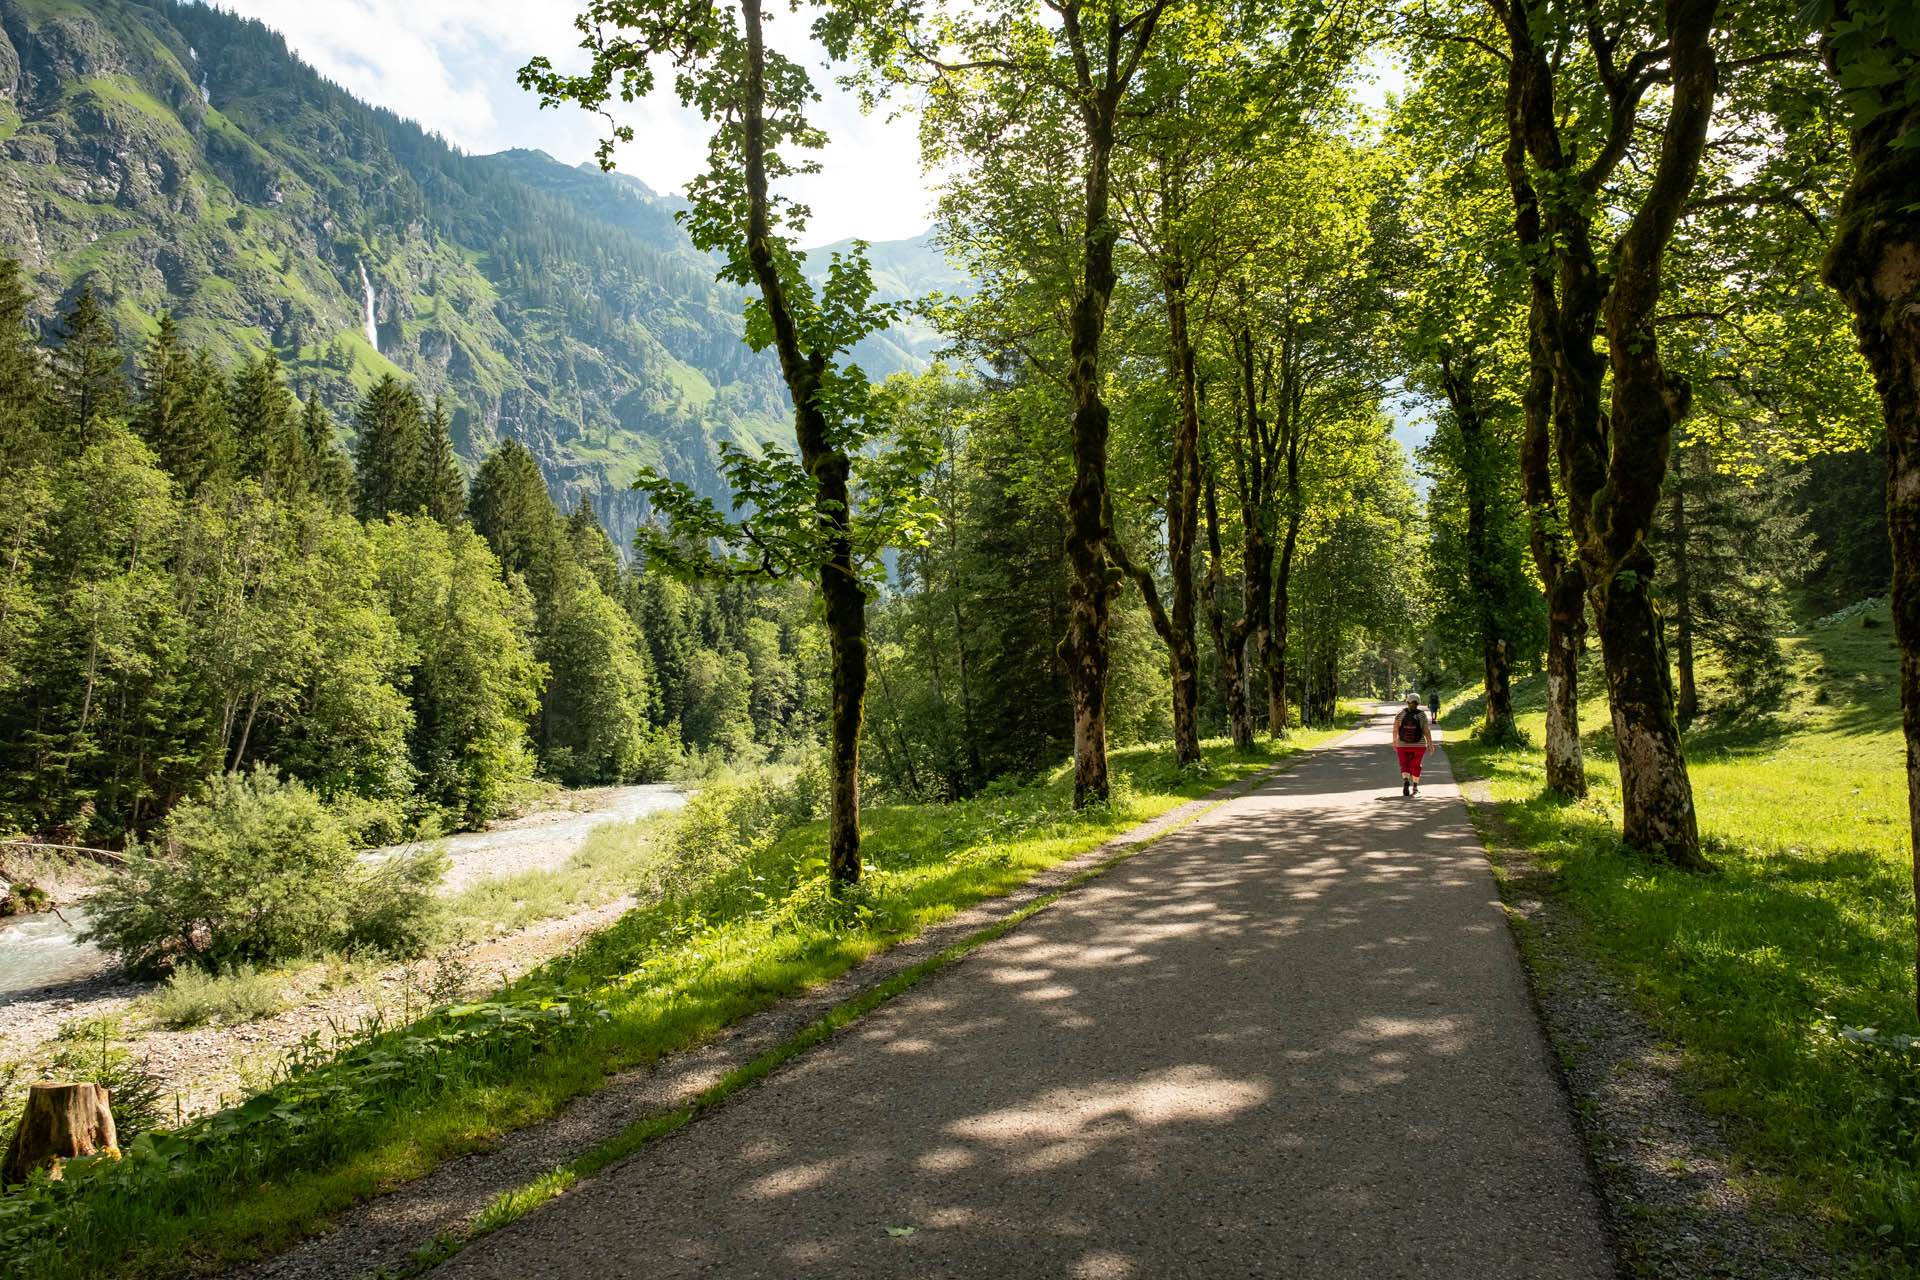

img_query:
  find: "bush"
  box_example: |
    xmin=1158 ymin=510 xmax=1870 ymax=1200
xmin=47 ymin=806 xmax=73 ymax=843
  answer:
xmin=344 ymin=844 xmax=449 ymax=958
xmin=82 ymin=769 xmax=445 ymax=976
xmin=143 ymin=965 xmax=284 ymax=1029
xmin=0 ymin=881 xmax=50 ymax=917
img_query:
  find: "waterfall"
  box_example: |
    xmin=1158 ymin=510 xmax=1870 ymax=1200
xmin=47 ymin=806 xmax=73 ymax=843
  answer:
xmin=199 ymin=73 xmax=211 ymax=104
xmin=359 ymin=262 xmax=379 ymax=353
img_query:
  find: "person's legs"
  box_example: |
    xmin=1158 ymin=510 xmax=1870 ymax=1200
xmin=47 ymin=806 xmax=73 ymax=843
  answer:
xmin=1408 ymin=747 xmax=1426 ymax=793
xmin=1395 ymin=746 xmax=1421 ymax=795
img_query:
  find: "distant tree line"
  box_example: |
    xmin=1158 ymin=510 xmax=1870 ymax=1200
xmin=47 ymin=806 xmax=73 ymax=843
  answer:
xmin=0 ymin=259 xmax=817 ymax=846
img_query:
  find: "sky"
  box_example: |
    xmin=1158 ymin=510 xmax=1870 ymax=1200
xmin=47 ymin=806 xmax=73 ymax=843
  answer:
xmin=215 ymin=0 xmax=937 ymax=246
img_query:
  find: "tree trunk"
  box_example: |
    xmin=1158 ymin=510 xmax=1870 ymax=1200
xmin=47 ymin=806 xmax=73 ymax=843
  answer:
xmin=1265 ymin=518 xmax=1299 ymax=737
xmin=1496 ymin=0 xmax=1716 ymax=860
xmin=1201 ymin=459 xmax=1247 ymax=746
xmin=3 ymin=1081 xmax=117 ymax=1184
xmin=738 ymin=0 xmax=864 ymax=881
xmin=1587 ymin=2 xmax=1716 ymax=867
xmin=1671 ymin=450 xmax=1699 ymax=725
xmin=1819 ymin=9 xmax=1920 ymax=1016
xmin=1543 ymin=566 xmax=1588 ymax=794
xmin=1162 ymin=261 xmax=1203 ymax=766
xmin=1059 ymin=93 xmax=1123 ymax=808
xmin=1441 ymin=350 xmax=1518 ymax=739
xmin=1591 ymin=567 xmax=1705 ymax=866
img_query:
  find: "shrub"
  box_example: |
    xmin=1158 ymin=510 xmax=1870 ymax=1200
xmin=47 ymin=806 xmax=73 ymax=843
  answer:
xmin=0 ymin=881 xmax=50 ymax=917
xmin=144 ymin=964 xmax=285 ymax=1029
xmin=83 ymin=769 xmax=445 ymax=976
xmin=343 ymin=844 xmax=449 ymax=958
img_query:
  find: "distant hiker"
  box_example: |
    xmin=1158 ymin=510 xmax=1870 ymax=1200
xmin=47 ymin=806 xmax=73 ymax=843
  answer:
xmin=1393 ymin=692 xmax=1432 ymax=797
xmin=1426 ymin=690 xmax=1440 ymax=718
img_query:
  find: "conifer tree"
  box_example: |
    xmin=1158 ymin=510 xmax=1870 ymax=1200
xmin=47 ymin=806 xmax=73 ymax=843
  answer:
xmin=300 ymin=390 xmax=354 ymax=514
xmin=132 ymin=311 xmax=186 ymax=467
xmin=1652 ymin=438 xmax=1817 ymax=722
xmin=419 ymin=394 xmax=465 ymax=527
xmin=0 ymin=259 xmax=48 ymax=463
xmin=134 ymin=313 xmax=232 ymax=496
xmin=566 ymin=496 xmax=622 ymax=597
xmin=353 ymin=374 xmax=426 ymax=521
xmin=467 ymin=438 xmax=559 ymax=592
xmin=229 ymin=352 xmax=304 ymax=499
xmin=49 ymin=282 xmax=125 ymax=452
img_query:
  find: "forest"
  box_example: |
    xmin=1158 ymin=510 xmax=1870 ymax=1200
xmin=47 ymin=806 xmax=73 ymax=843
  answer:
xmin=1 ymin=0 xmax=1918 ymax=1275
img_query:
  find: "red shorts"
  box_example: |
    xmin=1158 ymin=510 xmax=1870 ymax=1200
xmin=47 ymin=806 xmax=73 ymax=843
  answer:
xmin=1395 ymin=745 xmax=1427 ymax=778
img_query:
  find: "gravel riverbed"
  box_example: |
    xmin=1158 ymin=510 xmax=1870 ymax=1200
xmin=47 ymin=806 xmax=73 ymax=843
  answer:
xmin=0 ymin=784 xmax=684 ymax=1121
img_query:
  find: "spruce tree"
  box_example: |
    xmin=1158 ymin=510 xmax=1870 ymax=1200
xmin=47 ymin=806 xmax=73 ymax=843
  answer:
xmin=566 ymin=495 xmax=622 ymax=596
xmin=467 ymin=438 xmax=560 ymax=591
xmin=300 ymin=390 xmax=354 ymax=514
xmin=179 ymin=349 xmax=235 ymax=494
xmin=49 ymin=282 xmax=125 ymax=452
xmin=419 ymin=394 xmax=465 ymax=527
xmin=1653 ymin=437 xmax=1818 ymax=721
xmin=353 ymin=374 xmax=426 ymax=521
xmin=229 ymin=352 xmax=304 ymax=499
xmin=132 ymin=311 xmax=186 ymax=465
xmin=0 ymin=258 xmax=49 ymax=464
xmin=132 ymin=312 xmax=231 ymax=495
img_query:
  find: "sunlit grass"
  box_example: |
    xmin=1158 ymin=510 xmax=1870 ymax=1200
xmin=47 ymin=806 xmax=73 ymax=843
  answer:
xmin=1444 ymin=603 xmax=1919 ymax=1270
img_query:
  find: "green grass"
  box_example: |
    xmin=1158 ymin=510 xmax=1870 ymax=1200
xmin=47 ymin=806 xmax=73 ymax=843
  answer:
xmin=444 ymin=814 xmax=675 ymax=934
xmin=0 ymin=723 xmax=1352 ymax=1280
xmin=141 ymin=965 xmax=286 ymax=1030
xmin=1442 ymin=604 xmax=1918 ymax=1272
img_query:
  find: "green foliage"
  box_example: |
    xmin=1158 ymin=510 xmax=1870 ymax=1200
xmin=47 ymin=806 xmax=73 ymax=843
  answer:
xmin=144 ymin=964 xmax=286 ymax=1029
xmin=0 ymin=730 xmax=1343 ymax=1279
xmin=1446 ymin=604 xmax=1916 ymax=1264
xmin=82 ymin=769 xmax=361 ymax=975
xmin=366 ymin=517 xmax=544 ymax=826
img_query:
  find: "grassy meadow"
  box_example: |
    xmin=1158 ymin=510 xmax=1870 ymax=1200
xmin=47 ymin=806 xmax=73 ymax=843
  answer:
xmin=1443 ymin=602 xmax=1918 ymax=1269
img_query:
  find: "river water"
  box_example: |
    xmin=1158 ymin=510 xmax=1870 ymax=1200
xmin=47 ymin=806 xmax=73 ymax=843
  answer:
xmin=0 ymin=784 xmax=687 ymax=1001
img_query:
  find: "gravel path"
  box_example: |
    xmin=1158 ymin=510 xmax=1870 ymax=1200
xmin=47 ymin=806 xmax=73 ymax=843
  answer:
xmin=432 ymin=708 xmax=1614 ymax=1280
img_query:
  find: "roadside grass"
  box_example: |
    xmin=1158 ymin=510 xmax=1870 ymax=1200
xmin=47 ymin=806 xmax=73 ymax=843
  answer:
xmin=1442 ymin=603 xmax=1919 ymax=1273
xmin=0 ymin=721 xmax=1353 ymax=1280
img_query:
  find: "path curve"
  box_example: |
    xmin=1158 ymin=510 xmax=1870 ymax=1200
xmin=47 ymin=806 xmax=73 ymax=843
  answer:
xmin=432 ymin=707 xmax=1615 ymax=1279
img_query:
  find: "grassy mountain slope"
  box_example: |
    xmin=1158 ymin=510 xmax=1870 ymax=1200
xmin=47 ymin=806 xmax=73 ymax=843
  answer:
xmin=0 ymin=0 xmax=949 ymax=548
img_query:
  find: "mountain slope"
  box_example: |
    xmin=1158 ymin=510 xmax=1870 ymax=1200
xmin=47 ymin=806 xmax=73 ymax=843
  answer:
xmin=0 ymin=0 xmax=959 ymax=545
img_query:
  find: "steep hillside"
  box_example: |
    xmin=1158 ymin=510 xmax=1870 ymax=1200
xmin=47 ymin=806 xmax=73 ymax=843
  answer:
xmin=0 ymin=0 xmax=949 ymax=547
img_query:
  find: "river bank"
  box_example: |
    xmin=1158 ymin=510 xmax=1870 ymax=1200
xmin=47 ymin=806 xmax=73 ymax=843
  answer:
xmin=0 ymin=783 xmax=687 ymax=1121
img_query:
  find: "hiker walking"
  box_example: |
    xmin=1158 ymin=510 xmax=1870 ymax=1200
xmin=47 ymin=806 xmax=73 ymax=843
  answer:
xmin=1427 ymin=689 xmax=1440 ymax=718
xmin=1393 ymin=692 xmax=1432 ymax=797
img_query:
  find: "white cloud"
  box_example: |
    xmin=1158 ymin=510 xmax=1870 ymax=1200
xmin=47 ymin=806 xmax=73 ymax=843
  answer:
xmin=214 ymin=0 xmax=932 ymax=244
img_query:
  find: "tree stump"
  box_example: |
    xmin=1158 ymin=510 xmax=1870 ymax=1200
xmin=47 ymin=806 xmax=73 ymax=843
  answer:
xmin=2 ymin=1082 xmax=117 ymax=1184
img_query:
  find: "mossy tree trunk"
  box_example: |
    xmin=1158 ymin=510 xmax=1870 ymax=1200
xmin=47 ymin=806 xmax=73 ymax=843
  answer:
xmin=1496 ymin=0 xmax=1715 ymax=865
xmin=1819 ymin=3 xmax=1920 ymax=1015
xmin=1438 ymin=350 xmax=1517 ymax=738
xmin=1506 ymin=111 xmax=1586 ymax=797
xmin=1061 ymin=97 xmax=1123 ymax=807
xmin=739 ymin=0 xmax=864 ymax=880
xmin=1117 ymin=244 xmax=1205 ymax=766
